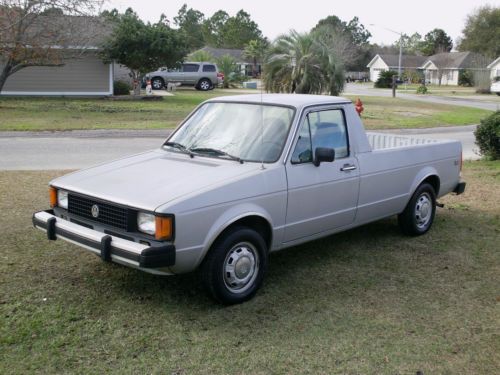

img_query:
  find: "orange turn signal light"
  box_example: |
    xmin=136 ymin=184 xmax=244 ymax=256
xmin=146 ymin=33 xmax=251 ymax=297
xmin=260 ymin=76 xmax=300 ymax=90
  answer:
xmin=49 ymin=186 xmax=57 ymax=207
xmin=155 ymin=216 xmax=173 ymax=240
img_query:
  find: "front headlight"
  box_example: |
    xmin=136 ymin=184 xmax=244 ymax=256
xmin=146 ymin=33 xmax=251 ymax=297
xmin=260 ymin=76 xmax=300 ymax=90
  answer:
xmin=57 ymin=190 xmax=68 ymax=209
xmin=137 ymin=212 xmax=174 ymax=240
xmin=137 ymin=212 xmax=156 ymax=235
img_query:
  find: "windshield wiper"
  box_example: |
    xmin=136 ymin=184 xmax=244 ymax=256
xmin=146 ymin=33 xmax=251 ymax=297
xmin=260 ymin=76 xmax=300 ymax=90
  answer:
xmin=163 ymin=141 xmax=194 ymax=157
xmin=189 ymin=147 xmax=243 ymax=164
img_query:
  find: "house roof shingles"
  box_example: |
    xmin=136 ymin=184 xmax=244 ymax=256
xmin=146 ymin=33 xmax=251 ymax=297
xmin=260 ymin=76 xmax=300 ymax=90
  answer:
xmin=369 ymin=52 xmax=490 ymax=71
xmin=377 ymin=54 xmax=427 ymax=68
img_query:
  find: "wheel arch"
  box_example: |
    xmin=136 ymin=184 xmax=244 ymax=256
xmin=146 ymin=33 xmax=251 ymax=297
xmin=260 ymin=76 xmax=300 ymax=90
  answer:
xmin=408 ymin=167 xmax=440 ymax=204
xmin=196 ymin=208 xmax=273 ymax=268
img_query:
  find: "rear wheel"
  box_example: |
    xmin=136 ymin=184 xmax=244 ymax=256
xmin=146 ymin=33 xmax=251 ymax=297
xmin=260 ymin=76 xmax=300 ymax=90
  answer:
xmin=197 ymin=78 xmax=212 ymax=91
xmin=201 ymin=226 xmax=268 ymax=304
xmin=398 ymin=183 xmax=436 ymax=236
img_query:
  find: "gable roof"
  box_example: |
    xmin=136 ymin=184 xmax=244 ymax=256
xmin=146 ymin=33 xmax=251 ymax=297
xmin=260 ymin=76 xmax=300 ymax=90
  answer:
xmin=487 ymin=57 xmax=500 ymax=68
xmin=198 ymin=47 xmax=254 ymax=63
xmin=367 ymin=54 xmax=427 ymax=69
xmin=420 ymin=52 xmax=489 ymax=69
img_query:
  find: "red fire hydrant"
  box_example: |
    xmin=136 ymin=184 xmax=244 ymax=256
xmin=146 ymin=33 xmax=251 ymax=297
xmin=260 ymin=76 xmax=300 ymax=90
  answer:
xmin=355 ymin=98 xmax=364 ymax=116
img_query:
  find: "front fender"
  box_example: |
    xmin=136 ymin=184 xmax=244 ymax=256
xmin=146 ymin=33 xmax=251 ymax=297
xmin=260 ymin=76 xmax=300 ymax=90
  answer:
xmin=194 ymin=203 xmax=274 ymax=268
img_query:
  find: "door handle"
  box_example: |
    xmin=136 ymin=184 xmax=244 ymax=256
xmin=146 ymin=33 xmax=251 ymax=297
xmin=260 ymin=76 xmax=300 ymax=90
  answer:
xmin=340 ymin=164 xmax=357 ymax=171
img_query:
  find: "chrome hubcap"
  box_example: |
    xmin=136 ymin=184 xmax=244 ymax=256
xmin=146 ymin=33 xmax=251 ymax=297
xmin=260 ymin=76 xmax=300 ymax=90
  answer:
xmin=201 ymin=81 xmax=209 ymax=90
xmin=415 ymin=193 xmax=432 ymax=229
xmin=152 ymin=80 xmax=162 ymax=89
xmin=223 ymin=242 xmax=259 ymax=294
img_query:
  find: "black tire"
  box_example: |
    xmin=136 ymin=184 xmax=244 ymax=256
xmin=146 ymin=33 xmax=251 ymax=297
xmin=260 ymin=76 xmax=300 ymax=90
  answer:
xmin=151 ymin=77 xmax=164 ymax=90
xmin=398 ymin=183 xmax=436 ymax=236
xmin=496 ymin=93 xmax=500 ymax=96
xmin=201 ymin=226 xmax=268 ymax=304
xmin=197 ymin=78 xmax=212 ymax=91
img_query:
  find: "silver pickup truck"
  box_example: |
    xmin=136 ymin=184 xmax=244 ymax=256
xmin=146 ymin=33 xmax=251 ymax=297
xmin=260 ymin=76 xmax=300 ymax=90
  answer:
xmin=33 ymin=94 xmax=466 ymax=304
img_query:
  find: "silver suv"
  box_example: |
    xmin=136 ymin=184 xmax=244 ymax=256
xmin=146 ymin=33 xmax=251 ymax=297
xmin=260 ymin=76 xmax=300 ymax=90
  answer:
xmin=147 ymin=62 xmax=223 ymax=91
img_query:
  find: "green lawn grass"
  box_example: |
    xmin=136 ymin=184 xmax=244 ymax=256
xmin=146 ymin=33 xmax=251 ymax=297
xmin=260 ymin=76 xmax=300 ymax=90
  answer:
xmin=0 ymin=89 xmax=493 ymax=131
xmin=346 ymin=95 xmax=492 ymax=129
xmin=1 ymin=161 xmax=499 ymax=373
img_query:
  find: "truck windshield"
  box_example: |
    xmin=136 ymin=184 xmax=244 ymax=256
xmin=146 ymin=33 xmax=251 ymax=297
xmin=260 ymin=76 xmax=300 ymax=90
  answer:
xmin=166 ymin=102 xmax=295 ymax=163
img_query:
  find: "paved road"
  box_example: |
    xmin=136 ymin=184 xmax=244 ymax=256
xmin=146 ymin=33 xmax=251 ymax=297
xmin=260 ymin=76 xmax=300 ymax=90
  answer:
xmin=0 ymin=126 xmax=479 ymax=170
xmin=344 ymin=83 xmax=500 ymax=111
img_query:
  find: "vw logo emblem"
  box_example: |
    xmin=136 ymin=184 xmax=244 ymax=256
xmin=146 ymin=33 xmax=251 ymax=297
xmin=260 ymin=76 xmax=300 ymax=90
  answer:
xmin=91 ymin=204 xmax=99 ymax=218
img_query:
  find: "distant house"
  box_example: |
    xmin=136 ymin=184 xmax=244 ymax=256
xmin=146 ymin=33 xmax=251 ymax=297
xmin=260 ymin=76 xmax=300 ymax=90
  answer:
xmin=366 ymin=54 xmax=427 ymax=82
xmin=487 ymin=57 xmax=500 ymax=80
xmin=367 ymin=52 xmax=489 ymax=85
xmin=1 ymin=16 xmax=114 ymax=96
xmin=419 ymin=52 xmax=489 ymax=85
xmin=195 ymin=47 xmax=261 ymax=77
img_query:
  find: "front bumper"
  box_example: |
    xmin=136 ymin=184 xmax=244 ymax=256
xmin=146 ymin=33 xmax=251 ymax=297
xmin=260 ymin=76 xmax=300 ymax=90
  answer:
xmin=33 ymin=210 xmax=175 ymax=275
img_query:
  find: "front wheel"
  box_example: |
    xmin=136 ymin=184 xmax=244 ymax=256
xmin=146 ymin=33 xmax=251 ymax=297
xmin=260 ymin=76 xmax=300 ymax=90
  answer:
xmin=201 ymin=226 xmax=268 ymax=304
xmin=151 ymin=77 xmax=164 ymax=90
xmin=398 ymin=183 xmax=436 ymax=236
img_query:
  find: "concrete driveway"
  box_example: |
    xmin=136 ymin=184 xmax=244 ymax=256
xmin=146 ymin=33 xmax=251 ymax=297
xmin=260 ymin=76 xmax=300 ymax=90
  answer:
xmin=344 ymin=83 xmax=500 ymax=111
xmin=0 ymin=126 xmax=479 ymax=171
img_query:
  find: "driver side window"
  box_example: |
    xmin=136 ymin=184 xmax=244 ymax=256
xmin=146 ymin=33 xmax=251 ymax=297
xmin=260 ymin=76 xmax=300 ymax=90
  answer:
xmin=291 ymin=109 xmax=349 ymax=164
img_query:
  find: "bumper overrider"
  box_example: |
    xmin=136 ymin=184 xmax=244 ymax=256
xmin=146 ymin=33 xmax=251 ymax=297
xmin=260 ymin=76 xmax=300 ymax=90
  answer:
xmin=33 ymin=210 xmax=175 ymax=274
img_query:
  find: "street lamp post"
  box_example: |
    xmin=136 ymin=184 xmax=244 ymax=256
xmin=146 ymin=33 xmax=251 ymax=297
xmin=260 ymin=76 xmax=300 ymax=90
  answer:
xmin=370 ymin=24 xmax=403 ymax=79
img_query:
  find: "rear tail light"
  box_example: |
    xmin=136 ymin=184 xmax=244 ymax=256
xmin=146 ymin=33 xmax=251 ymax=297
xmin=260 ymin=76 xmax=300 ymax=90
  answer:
xmin=217 ymin=72 xmax=224 ymax=79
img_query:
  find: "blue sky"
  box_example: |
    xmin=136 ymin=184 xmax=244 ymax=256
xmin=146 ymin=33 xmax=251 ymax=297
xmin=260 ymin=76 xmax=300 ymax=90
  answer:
xmin=108 ymin=0 xmax=500 ymax=46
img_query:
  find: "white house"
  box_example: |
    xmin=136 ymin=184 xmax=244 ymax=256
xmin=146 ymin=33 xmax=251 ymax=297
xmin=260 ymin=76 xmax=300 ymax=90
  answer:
xmin=419 ymin=52 xmax=490 ymax=85
xmin=366 ymin=54 xmax=427 ymax=82
xmin=487 ymin=57 xmax=500 ymax=80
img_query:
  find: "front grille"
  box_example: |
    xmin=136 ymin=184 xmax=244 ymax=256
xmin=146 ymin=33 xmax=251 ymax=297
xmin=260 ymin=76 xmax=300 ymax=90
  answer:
xmin=68 ymin=194 xmax=130 ymax=230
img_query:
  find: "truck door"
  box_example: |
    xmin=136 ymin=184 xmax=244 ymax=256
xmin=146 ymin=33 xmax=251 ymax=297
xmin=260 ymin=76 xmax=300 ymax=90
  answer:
xmin=283 ymin=107 xmax=360 ymax=243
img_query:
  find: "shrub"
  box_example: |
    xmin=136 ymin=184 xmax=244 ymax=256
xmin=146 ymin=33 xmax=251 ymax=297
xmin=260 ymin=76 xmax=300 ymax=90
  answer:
xmin=416 ymin=85 xmax=428 ymax=94
xmin=474 ymin=111 xmax=500 ymax=160
xmin=113 ymin=80 xmax=131 ymax=95
xmin=374 ymin=70 xmax=397 ymax=88
xmin=458 ymin=70 xmax=474 ymax=87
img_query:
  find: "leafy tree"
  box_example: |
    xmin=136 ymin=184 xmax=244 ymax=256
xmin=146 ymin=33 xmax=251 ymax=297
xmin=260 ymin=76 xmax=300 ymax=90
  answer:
xmin=474 ymin=111 xmax=500 ymax=160
xmin=0 ymin=0 xmax=103 ymax=92
xmin=203 ymin=10 xmax=263 ymax=49
xmin=312 ymin=15 xmax=371 ymax=71
xmin=173 ymin=4 xmax=205 ymax=51
xmin=243 ymin=39 xmax=267 ymax=77
xmin=420 ymin=28 xmax=452 ymax=55
xmin=263 ymin=30 xmax=344 ymax=96
xmin=394 ymin=32 xmax=423 ymax=55
xmin=100 ymin=8 xmax=187 ymax=94
xmin=458 ymin=5 xmax=500 ymax=59
xmin=187 ymin=50 xmax=215 ymax=62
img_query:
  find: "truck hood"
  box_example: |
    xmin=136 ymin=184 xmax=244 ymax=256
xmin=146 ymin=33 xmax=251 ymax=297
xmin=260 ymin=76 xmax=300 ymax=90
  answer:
xmin=51 ymin=149 xmax=262 ymax=211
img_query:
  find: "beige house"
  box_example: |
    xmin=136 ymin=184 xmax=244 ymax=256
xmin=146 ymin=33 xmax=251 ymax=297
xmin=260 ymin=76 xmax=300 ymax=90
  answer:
xmin=487 ymin=57 xmax=500 ymax=79
xmin=419 ymin=52 xmax=489 ymax=85
xmin=1 ymin=16 xmax=114 ymax=96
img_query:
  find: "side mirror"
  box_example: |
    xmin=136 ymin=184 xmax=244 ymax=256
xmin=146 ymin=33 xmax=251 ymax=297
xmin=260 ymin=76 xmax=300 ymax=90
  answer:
xmin=313 ymin=147 xmax=335 ymax=167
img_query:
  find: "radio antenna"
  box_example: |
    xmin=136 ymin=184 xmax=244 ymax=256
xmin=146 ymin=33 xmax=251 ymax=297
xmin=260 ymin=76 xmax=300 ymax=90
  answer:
xmin=260 ymin=79 xmax=265 ymax=170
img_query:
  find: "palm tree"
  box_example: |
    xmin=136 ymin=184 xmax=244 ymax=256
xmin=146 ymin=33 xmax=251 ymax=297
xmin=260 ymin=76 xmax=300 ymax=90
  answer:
xmin=243 ymin=39 xmax=266 ymax=77
xmin=263 ymin=29 xmax=345 ymax=96
xmin=216 ymin=54 xmax=241 ymax=88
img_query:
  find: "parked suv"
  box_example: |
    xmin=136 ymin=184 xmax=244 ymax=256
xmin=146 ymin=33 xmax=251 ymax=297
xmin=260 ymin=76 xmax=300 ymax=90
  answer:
xmin=147 ymin=62 xmax=223 ymax=91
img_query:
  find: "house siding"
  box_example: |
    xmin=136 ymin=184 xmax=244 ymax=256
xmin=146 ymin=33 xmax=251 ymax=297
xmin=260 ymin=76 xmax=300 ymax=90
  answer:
xmin=368 ymin=57 xmax=388 ymax=82
xmin=1 ymin=54 xmax=112 ymax=95
xmin=490 ymin=60 xmax=500 ymax=79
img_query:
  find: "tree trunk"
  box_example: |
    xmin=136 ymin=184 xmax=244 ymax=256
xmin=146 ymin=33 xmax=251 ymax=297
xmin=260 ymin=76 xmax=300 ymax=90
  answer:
xmin=0 ymin=63 xmax=13 ymax=93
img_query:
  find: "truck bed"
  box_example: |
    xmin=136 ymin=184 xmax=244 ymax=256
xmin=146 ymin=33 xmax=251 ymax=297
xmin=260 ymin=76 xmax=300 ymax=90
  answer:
xmin=366 ymin=132 xmax=442 ymax=150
